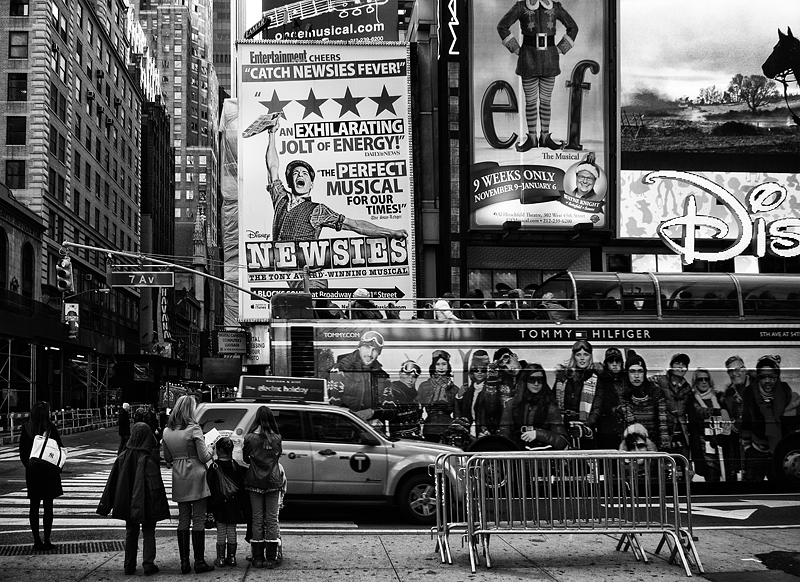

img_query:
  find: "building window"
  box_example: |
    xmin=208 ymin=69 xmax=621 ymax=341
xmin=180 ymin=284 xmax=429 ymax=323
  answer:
xmin=85 ymin=162 xmax=91 ymax=187
xmin=6 ymin=116 xmax=26 ymax=145
xmin=74 ymin=152 xmax=81 ymax=178
xmin=73 ymin=189 xmax=80 ymax=214
xmin=6 ymin=160 xmax=25 ymax=189
xmin=10 ymin=0 xmax=30 ymax=16
xmin=175 ymin=208 xmax=181 ymax=218
xmin=8 ymin=73 xmax=27 ymax=101
xmin=8 ymin=32 xmax=28 ymax=58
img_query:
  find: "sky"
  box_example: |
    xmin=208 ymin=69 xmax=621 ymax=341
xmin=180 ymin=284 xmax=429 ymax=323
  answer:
xmin=620 ymin=0 xmax=798 ymax=104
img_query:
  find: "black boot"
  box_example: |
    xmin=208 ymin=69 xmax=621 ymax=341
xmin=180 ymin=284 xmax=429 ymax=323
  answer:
xmin=540 ymin=132 xmax=562 ymax=150
xmin=265 ymin=541 xmax=279 ymax=569
xmin=214 ymin=543 xmax=226 ymax=567
xmin=177 ymin=530 xmax=191 ymax=575
xmin=251 ymin=542 xmax=265 ymax=568
xmin=515 ymin=134 xmax=536 ymax=152
xmin=191 ymin=530 xmax=214 ymax=573
xmin=225 ymin=543 xmax=237 ymax=566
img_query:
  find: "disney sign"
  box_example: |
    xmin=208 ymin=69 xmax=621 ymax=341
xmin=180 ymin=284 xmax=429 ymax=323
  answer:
xmin=644 ymin=171 xmax=800 ymax=265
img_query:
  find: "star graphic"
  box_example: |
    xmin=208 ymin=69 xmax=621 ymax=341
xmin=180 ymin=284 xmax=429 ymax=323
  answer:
xmin=370 ymin=85 xmax=401 ymax=116
xmin=297 ymin=88 xmax=327 ymax=119
xmin=258 ymin=90 xmax=291 ymax=119
xmin=333 ymin=87 xmax=363 ymax=117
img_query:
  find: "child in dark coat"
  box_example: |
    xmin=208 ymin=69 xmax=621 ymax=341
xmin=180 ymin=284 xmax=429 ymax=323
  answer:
xmin=208 ymin=437 xmax=246 ymax=567
xmin=97 ymin=422 xmax=170 ymax=575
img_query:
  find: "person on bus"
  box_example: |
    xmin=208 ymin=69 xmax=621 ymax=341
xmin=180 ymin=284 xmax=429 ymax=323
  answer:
xmin=382 ymin=360 xmax=423 ymax=438
xmin=719 ymin=355 xmax=749 ymax=482
xmin=416 ymin=350 xmax=458 ymax=442
xmin=741 ymin=355 xmax=799 ymax=482
xmin=586 ymin=347 xmax=627 ymax=450
xmin=500 ymin=365 xmax=568 ymax=450
xmin=650 ymin=353 xmax=693 ymax=461
xmin=433 ymin=293 xmax=460 ymax=320
xmin=454 ymin=351 xmax=493 ymax=436
xmin=349 ymin=289 xmax=383 ymax=320
xmin=619 ymin=353 xmax=670 ymax=452
xmin=554 ymin=340 xmax=602 ymax=447
xmin=328 ymin=331 xmax=393 ymax=423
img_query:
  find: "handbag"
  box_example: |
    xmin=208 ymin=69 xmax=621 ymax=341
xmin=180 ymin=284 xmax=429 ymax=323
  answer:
xmin=29 ymin=429 xmax=67 ymax=473
xmin=214 ymin=463 xmax=239 ymax=501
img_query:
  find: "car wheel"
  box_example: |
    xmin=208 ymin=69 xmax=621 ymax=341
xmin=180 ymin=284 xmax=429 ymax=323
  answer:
xmin=398 ymin=474 xmax=437 ymax=525
xmin=773 ymin=434 xmax=800 ymax=491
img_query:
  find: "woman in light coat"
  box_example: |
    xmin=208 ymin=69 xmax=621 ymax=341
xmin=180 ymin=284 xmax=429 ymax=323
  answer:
xmin=162 ymin=395 xmax=214 ymax=574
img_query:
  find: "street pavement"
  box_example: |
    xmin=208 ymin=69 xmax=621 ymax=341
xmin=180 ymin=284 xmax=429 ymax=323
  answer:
xmin=1 ymin=441 xmax=799 ymax=581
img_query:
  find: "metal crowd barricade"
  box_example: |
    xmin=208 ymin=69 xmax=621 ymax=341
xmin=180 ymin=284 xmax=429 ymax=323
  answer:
xmin=433 ymin=450 xmax=703 ymax=577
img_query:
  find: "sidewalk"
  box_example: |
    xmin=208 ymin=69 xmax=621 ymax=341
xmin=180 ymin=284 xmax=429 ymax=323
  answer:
xmin=1 ymin=528 xmax=798 ymax=581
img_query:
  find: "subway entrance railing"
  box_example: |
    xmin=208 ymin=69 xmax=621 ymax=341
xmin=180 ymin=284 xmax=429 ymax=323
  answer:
xmin=431 ymin=450 xmax=704 ymax=576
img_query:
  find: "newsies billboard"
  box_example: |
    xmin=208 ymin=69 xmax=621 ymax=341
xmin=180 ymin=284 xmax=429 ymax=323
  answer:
xmin=236 ymin=41 xmax=415 ymax=321
xmin=469 ymin=0 xmax=611 ymax=231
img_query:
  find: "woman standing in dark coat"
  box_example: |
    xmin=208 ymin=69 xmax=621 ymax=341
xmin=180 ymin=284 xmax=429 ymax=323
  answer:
xmin=500 ymin=364 xmax=568 ymax=450
xmin=97 ymin=423 xmax=170 ymax=575
xmin=18 ymin=401 xmax=63 ymax=551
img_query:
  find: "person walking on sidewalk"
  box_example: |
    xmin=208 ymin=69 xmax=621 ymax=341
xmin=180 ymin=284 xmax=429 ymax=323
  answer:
xmin=97 ymin=422 xmax=170 ymax=575
xmin=118 ymin=403 xmax=131 ymax=454
xmin=18 ymin=401 xmax=63 ymax=551
xmin=242 ymin=406 xmax=284 ymax=569
xmin=162 ymin=395 xmax=215 ymax=574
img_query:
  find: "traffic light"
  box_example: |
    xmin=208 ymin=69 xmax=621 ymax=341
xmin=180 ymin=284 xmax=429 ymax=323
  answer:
xmin=56 ymin=257 xmax=74 ymax=293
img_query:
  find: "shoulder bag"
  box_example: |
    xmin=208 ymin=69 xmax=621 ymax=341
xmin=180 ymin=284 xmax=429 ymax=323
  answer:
xmin=29 ymin=428 xmax=67 ymax=474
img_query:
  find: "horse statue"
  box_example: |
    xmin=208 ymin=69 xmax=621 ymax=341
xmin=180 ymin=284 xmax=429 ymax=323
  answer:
xmin=762 ymin=27 xmax=800 ymax=125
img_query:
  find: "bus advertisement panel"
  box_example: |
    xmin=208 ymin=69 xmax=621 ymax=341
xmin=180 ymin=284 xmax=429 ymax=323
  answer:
xmin=469 ymin=0 xmax=610 ymax=232
xmin=270 ymin=308 xmax=800 ymax=487
xmin=236 ymin=42 xmax=415 ymax=322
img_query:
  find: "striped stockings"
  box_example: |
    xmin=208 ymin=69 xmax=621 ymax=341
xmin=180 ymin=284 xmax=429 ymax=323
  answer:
xmin=521 ymin=76 xmax=556 ymax=137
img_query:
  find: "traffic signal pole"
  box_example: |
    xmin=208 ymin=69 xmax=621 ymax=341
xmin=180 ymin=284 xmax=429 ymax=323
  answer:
xmin=61 ymin=240 xmax=268 ymax=303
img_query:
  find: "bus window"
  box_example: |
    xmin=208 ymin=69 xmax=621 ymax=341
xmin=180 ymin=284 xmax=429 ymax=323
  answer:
xmin=573 ymin=274 xmax=621 ymax=314
xmin=737 ymin=275 xmax=798 ymax=316
xmin=618 ymin=273 xmax=657 ymax=315
xmin=531 ymin=273 xmax=575 ymax=320
xmin=654 ymin=273 xmax=738 ymax=315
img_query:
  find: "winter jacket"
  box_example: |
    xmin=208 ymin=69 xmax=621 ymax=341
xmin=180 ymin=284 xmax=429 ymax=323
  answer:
xmin=328 ymin=350 xmax=392 ymax=414
xmin=243 ymin=430 xmax=283 ymax=493
xmin=499 ymin=391 xmax=568 ymax=450
xmin=586 ymin=371 xmax=625 ymax=437
xmin=741 ymin=381 xmax=796 ymax=453
xmin=162 ymin=423 xmax=212 ymax=502
xmin=650 ymin=372 xmax=693 ymax=450
xmin=208 ymin=458 xmax=247 ymax=524
xmin=119 ymin=408 xmax=131 ymax=437
xmin=97 ymin=423 xmax=170 ymax=524
xmin=620 ymin=380 xmax=671 ymax=452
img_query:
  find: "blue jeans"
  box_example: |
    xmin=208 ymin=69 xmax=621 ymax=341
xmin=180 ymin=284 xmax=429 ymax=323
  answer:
xmin=177 ymin=498 xmax=207 ymax=531
xmin=249 ymin=490 xmax=280 ymax=541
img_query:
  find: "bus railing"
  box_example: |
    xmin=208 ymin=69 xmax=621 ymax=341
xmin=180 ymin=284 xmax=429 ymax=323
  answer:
xmin=432 ymin=450 xmax=703 ymax=577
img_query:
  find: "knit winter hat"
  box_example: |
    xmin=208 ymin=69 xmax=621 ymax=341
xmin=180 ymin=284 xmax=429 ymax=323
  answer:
xmin=625 ymin=353 xmax=647 ymax=373
xmin=353 ymin=288 xmax=370 ymax=299
xmin=604 ymin=347 xmax=623 ymax=363
xmin=756 ymin=355 xmax=781 ymax=371
xmin=622 ymin=423 xmax=649 ymax=439
xmin=493 ymin=347 xmax=514 ymax=362
xmin=470 ymin=350 xmax=491 ymax=370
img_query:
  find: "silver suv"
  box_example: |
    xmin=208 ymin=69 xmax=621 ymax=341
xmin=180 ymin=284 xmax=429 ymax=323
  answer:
xmin=195 ymin=399 xmax=461 ymax=525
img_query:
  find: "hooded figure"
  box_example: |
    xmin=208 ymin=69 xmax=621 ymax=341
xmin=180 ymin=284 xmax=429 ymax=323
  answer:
xmin=97 ymin=423 xmax=170 ymax=575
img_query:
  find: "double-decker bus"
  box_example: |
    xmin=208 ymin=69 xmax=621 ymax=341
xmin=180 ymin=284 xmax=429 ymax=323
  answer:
xmin=266 ymin=271 xmax=800 ymax=489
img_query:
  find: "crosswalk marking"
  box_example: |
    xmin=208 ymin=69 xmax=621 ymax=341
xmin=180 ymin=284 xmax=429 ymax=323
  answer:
xmin=0 ymin=445 xmax=118 ymax=465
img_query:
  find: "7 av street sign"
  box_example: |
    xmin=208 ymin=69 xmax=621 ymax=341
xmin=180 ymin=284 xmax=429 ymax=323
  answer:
xmin=110 ymin=271 xmax=175 ymax=287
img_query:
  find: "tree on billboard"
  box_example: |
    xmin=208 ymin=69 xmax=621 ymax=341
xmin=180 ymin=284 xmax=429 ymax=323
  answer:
xmin=728 ymin=74 xmax=777 ymax=113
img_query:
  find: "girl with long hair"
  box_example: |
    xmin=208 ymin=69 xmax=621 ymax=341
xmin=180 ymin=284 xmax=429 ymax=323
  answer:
xmin=242 ymin=406 xmax=284 ymax=569
xmin=162 ymin=395 xmax=215 ymax=574
xmin=500 ymin=365 xmax=568 ymax=450
xmin=18 ymin=401 xmax=63 ymax=551
xmin=689 ymin=368 xmax=730 ymax=482
xmin=415 ymin=350 xmax=458 ymax=442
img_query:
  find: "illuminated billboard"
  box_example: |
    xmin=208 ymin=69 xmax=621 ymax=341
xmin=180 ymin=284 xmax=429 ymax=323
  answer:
xmin=469 ymin=0 xmax=611 ymax=232
xmin=236 ymin=41 xmax=415 ymax=322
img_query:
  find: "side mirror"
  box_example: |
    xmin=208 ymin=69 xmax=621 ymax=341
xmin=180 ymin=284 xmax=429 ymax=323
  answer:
xmin=360 ymin=431 xmax=380 ymax=446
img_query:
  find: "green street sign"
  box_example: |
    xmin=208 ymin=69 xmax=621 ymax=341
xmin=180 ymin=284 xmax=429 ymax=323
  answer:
xmin=110 ymin=271 xmax=175 ymax=287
